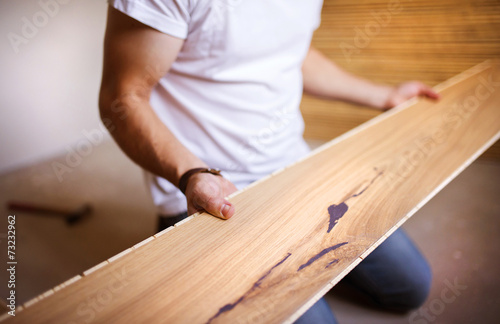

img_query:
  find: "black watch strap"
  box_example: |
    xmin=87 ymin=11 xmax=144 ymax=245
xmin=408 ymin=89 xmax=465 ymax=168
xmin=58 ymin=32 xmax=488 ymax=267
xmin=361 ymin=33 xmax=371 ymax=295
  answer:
xmin=178 ymin=168 xmax=222 ymax=194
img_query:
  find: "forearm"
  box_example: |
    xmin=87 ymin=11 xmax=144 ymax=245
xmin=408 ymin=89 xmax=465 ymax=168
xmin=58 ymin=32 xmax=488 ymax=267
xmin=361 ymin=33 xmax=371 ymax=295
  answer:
xmin=99 ymin=91 xmax=207 ymax=187
xmin=100 ymin=6 xmax=236 ymax=218
xmin=302 ymin=47 xmax=393 ymax=109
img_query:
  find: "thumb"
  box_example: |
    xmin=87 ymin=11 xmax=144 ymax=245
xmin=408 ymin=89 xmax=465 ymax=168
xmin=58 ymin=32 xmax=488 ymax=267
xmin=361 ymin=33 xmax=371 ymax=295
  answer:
xmin=219 ymin=199 xmax=235 ymax=219
xmin=191 ymin=192 xmax=235 ymax=219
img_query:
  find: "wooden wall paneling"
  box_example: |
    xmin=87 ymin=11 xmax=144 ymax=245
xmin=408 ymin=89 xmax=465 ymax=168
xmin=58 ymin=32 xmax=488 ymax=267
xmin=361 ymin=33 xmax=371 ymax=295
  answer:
xmin=302 ymin=0 xmax=500 ymax=160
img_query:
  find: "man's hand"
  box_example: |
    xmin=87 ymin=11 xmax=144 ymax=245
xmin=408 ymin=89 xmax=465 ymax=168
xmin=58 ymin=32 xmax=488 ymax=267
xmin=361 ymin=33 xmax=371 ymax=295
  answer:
xmin=302 ymin=47 xmax=440 ymax=110
xmin=185 ymin=174 xmax=238 ymax=219
xmin=382 ymin=81 xmax=440 ymax=110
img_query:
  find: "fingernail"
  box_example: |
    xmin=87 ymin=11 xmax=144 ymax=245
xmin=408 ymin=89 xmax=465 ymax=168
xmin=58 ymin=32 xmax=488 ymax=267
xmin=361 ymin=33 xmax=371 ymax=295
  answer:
xmin=221 ymin=204 xmax=231 ymax=217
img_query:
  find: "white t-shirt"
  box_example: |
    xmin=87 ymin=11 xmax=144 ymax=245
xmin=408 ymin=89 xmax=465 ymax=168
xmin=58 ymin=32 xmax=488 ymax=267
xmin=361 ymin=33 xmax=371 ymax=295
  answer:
xmin=109 ymin=0 xmax=324 ymax=215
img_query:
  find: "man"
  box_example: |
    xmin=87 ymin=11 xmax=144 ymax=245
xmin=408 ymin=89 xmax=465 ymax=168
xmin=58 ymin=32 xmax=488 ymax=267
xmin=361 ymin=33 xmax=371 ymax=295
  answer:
xmin=99 ymin=1 xmax=437 ymax=322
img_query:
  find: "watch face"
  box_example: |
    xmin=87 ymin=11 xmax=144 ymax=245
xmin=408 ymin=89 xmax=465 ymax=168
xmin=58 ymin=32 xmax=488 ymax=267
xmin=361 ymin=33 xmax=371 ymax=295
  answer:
xmin=205 ymin=168 xmax=221 ymax=175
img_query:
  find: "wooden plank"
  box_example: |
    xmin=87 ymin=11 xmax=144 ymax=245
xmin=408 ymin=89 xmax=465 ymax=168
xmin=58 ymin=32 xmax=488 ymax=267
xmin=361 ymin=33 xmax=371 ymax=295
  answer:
xmin=302 ymin=0 xmax=500 ymax=160
xmin=4 ymin=60 xmax=499 ymax=324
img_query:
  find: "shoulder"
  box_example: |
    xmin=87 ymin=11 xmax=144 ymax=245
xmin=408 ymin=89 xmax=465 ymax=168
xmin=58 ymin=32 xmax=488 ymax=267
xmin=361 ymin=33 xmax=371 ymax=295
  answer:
xmin=108 ymin=0 xmax=209 ymax=38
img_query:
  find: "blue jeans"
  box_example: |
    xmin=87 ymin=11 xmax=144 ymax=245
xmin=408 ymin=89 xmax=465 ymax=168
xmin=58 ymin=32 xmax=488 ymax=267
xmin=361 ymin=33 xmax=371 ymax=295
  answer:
xmin=295 ymin=229 xmax=432 ymax=324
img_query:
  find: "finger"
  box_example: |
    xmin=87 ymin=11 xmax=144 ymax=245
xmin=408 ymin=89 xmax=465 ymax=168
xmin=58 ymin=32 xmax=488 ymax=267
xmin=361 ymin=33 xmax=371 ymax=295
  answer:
xmin=192 ymin=189 xmax=234 ymax=220
xmin=418 ymin=84 xmax=440 ymax=100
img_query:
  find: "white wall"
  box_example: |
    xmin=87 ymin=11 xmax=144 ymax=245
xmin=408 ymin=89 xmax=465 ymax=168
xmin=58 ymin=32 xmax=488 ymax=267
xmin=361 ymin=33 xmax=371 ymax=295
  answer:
xmin=0 ymin=0 xmax=109 ymax=174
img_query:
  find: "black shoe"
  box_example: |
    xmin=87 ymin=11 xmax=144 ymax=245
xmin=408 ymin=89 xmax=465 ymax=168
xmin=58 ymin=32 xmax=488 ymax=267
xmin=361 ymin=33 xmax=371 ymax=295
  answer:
xmin=157 ymin=212 xmax=188 ymax=232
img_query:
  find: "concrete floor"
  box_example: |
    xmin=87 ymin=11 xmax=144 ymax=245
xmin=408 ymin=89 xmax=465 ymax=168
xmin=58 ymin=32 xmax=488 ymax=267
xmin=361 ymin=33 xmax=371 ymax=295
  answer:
xmin=0 ymin=139 xmax=499 ymax=323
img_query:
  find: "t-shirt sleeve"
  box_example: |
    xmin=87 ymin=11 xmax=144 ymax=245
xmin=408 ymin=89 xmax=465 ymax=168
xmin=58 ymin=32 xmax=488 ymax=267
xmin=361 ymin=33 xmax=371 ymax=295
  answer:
xmin=312 ymin=0 xmax=323 ymax=30
xmin=108 ymin=0 xmax=191 ymax=39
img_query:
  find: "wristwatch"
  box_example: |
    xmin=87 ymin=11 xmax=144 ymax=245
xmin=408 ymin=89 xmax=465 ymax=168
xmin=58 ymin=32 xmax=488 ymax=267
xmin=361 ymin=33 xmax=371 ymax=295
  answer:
xmin=178 ymin=168 xmax=222 ymax=194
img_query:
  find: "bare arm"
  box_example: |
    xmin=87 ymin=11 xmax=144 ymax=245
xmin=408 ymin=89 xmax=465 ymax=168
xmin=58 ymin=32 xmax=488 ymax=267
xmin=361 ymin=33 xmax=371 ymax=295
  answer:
xmin=99 ymin=7 xmax=236 ymax=218
xmin=301 ymin=47 xmax=439 ymax=110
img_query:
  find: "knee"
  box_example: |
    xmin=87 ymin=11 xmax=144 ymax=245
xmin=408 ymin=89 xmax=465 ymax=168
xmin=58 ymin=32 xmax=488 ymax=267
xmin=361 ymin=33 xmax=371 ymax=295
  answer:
xmin=294 ymin=298 xmax=337 ymax=324
xmin=396 ymin=270 xmax=432 ymax=311
xmin=376 ymin=261 xmax=432 ymax=312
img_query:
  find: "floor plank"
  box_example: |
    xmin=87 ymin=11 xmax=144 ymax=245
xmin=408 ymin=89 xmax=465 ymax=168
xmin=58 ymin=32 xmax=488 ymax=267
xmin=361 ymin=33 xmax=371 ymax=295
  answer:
xmin=2 ymin=60 xmax=500 ymax=324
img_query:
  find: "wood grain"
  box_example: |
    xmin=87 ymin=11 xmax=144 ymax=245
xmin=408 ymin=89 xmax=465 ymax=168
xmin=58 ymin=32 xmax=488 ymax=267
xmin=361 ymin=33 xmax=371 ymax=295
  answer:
xmin=3 ymin=60 xmax=499 ymax=324
xmin=302 ymin=0 xmax=500 ymax=160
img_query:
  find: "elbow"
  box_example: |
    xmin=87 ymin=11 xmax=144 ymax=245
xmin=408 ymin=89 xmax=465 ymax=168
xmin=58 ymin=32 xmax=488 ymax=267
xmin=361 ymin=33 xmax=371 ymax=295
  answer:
xmin=98 ymin=87 xmax=117 ymax=122
xmin=98 ymin=87 xmax=130 ymax=133
xmin=98 ymin=80 xmax=151 ymax=133
xmin=98 ymin=84 xmax=111 ymax=120
xmin=98 ymin=89 xmax=118 ymax=134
